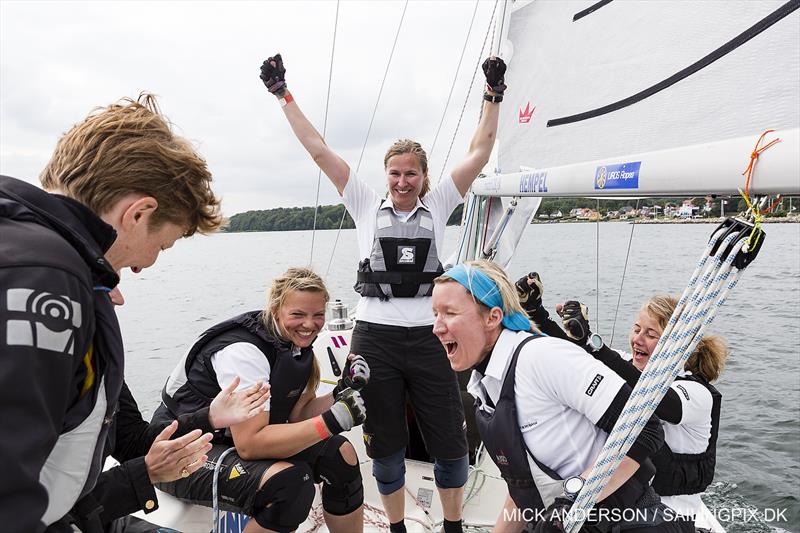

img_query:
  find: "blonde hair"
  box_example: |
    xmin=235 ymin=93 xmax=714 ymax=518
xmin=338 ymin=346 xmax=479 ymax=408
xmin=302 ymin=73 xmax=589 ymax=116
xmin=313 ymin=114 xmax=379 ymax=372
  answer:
xmin=383 ymin=139 xmax=430 ymax=198
xmin=262 ymin=267 xmax=330 ymax=393
xmin=642 ymin=294 xmax=728 ymax=382
xmin=435 ymin=260 xmax=539 ymax=333
xmin=40 ymin=93 xmax=222 ymax=236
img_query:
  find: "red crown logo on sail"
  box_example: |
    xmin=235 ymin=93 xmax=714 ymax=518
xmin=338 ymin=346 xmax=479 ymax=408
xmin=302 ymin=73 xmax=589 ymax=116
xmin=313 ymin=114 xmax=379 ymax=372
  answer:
xmin=519 ymin=102 xmax=535 ymax=124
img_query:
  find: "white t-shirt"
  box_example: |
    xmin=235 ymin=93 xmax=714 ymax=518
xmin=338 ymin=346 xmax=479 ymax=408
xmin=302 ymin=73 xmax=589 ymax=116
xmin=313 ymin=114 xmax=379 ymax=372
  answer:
xmin=468 ymin=330 xmax=626 ymax=479
xmin=210 ymin=341 xmax=303 ymax=412
xmin=341 ymin=171 xmax=464 ymax=327
xmin=617 ymin=350 xmax=715 ymax=516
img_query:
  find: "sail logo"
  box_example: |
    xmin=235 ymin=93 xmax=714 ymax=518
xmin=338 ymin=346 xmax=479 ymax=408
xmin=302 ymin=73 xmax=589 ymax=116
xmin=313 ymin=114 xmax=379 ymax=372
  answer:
xmin=594 ymin=161 xmax=640 ymax=190
xmin=519 ymin=171 xmax=548 ymax=193
xmin=519 ymin=102 xmax=536 ymax=123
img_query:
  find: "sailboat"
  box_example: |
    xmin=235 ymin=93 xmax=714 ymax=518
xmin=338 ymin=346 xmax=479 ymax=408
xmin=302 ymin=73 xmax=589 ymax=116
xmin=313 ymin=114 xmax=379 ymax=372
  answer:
xmin=133 ymin=0 xmax=799 ymax=531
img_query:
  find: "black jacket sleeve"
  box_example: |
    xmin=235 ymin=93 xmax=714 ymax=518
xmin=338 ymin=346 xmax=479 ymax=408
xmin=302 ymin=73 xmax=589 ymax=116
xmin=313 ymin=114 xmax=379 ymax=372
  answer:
xmin=84 ymin=382 xmax=216 ymax=524
xmin=595 ymin=384 xmax=665 ymax=465
xmin=528 ymin=304 xmax=571 ymax=341
xmin=0 ymin=265 xmax=94 ymax=533
xmin=593 ymin=345 xmax=683 ymax=424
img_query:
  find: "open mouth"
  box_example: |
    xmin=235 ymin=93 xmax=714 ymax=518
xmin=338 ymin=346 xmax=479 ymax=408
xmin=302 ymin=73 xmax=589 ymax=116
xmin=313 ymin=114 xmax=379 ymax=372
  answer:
xmin=131 ymin=266 xmax=142 ymax=274
xmin=444 ymin=341 xmax=458 ymax=356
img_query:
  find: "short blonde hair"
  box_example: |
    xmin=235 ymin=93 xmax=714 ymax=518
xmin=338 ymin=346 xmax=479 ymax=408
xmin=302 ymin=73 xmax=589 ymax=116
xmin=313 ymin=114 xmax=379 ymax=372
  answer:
xmin=642 ymin=295 xmax=728 ymax=382
xmin=435 ymin=260 xmax=539 ymax=332
xmin=384 ymin=139 xmax=430 ymax=198
xmin=262 ymin=267 xmax=330 ymax=393
xmin=40 ymin=93 xmax=222 ymax=236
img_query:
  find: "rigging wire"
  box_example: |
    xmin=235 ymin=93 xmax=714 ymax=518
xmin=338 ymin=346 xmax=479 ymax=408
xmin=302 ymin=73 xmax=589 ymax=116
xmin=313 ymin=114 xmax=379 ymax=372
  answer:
xmin=609 ymin=198 xmax=640 ymax=346
xmin=309 ymin=0 xmax=340 ymax=266
xmin=428 ymin=0 xmax=481 ymax=163
xmin=436 ymin=0 xmax=500 ymax=183
xmin=595 ymin=198 xmax=600 ymax=332
xmin=325 ymin=0 xmax=409 ymax=277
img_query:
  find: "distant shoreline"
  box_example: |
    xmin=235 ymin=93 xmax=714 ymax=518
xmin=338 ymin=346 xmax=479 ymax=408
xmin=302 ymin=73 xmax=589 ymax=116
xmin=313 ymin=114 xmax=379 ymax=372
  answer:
xmin=531 ymin=215 xmax=800 ymax=225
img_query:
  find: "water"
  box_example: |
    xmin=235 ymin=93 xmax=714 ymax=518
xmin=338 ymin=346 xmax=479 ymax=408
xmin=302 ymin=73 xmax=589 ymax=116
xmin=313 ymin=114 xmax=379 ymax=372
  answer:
xmin=116 ymin=222 xmax=800 ymax=532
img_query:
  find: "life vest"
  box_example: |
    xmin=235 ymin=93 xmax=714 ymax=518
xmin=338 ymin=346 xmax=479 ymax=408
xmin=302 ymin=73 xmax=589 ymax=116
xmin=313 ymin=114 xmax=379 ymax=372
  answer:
xmin=651 ymin=375 xmax=721 ymax=496
xmin=354 ymin=206 xmax=443 ymax=300
xmin=158 ymin=311 xmax=313 ymax=435
xmin=474 ymin=334 xmax=668 ymax=531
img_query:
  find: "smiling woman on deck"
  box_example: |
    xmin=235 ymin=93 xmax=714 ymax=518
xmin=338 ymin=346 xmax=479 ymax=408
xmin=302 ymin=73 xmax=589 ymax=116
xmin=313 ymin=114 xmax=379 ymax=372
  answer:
xmin=260 ymin=52 xmax=506 ymax=533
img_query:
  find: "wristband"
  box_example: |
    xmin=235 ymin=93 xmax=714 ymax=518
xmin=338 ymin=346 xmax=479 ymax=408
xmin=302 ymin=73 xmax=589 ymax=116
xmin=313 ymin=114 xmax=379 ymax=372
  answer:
xmin=483 ymin=92 xmax=503 ymax=103
xmin=313 ymin=415 xmax=330 ymax=440
xmin=279 ymin=91 xmax=294 ymax=108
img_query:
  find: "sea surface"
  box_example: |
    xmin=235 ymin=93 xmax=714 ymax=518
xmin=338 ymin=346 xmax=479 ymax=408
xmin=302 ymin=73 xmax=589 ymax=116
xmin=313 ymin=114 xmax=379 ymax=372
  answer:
xmin=116 ymin=222 xmax=800 ymax=532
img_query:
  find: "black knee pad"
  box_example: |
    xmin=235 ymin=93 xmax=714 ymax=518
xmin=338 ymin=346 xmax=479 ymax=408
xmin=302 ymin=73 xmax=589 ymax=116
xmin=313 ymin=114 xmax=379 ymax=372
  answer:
xmin=316 ymin=435 xmax=364 ymax=516
xmin=251 ymin=463 xmax=315 ymax=533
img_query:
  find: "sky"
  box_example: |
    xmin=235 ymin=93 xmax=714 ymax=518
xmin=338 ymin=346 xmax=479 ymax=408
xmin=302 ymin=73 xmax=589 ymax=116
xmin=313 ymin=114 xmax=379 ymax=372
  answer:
xmin=0 ymin=0 xmax=502 ymax=216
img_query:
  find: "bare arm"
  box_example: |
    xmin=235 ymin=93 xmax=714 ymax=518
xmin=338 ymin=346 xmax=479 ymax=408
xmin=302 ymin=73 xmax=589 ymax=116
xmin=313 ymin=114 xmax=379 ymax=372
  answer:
xmin=291 ymin=391 xmax=336 ymax=421
xmin=450 ymin=98 xmax=501 ymax=196
xmin=281 ymin=101 xmax=351 ymax=194
xmin=231 ymin=388 xmax=364 ymax=460
xmin=450 ymin=56 xmax=506 ymax=196
xmin=230 ymin=409 xmax=324 ymax=460
xmin=260 ymin=53 xmax=350 ymax=194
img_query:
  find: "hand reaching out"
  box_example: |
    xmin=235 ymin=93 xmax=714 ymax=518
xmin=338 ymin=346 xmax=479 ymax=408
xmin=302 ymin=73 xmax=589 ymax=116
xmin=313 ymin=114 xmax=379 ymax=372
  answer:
xmin=209 ymin=376 xmax=270 ymax=429
xmin=144 ymin=422 xmax=213 ymax=484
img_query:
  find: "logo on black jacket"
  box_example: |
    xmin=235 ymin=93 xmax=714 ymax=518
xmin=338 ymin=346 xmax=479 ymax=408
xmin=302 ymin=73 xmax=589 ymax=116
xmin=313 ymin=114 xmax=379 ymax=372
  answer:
xmin=585 ymin=374 xmax=604 ymax=397
xmin=4 ymin=288 xmax=82 ymax=355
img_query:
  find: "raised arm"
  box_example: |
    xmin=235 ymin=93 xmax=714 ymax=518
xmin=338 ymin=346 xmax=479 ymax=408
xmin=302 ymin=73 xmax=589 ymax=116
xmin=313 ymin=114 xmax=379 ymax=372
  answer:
xmin=260 ymin=53 xmax=351 ymax=194
xmin=450 ymin=57 xmax=506 ymax=196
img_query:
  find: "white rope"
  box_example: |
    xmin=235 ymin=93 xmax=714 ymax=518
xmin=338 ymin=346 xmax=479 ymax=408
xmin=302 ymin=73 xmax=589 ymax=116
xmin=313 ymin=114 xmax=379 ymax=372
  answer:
xmin=564 ymin=222 xmax=756 ymax=532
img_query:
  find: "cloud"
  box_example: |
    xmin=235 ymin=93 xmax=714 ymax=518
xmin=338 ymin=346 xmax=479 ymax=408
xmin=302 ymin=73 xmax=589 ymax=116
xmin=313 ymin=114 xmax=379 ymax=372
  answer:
xmin=1 ymin=0 xmax=498 ymax=215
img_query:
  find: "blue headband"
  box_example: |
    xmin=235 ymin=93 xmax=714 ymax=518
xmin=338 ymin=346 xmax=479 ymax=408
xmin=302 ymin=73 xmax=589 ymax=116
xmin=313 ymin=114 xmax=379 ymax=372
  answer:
xmin=440 ymin=263 xmax=531 ymax=332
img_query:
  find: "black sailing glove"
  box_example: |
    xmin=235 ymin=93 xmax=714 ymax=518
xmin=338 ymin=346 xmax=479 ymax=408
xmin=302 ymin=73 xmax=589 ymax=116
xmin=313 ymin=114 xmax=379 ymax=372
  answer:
xmin=533 ymin=497 xmax=574 ymax=533
xmin=260 ymin=53 xmax=287 ymax=96
xmin=332 ymin=354 xmax=370 ymax=399
xmin=321 ymin=388 xmax=366 ymax=435
xmin=515 ymin=272 xmax=544 ymax=314
xmin=482 ymin=56 xmax=507 ymax=95
xmin=558 ymin=300 xmax=591 ymax=344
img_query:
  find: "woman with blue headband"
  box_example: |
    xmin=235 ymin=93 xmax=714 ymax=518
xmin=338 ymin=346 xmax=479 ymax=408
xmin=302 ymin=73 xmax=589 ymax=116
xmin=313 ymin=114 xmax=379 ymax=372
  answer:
xmin=431 ymin=261 xmax=693 ymax=533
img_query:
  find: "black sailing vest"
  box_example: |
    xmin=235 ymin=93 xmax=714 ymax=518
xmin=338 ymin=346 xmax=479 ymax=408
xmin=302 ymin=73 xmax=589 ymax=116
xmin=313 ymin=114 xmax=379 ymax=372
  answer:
xmin=354 ymin=206 xmax=443 ymax=300
xmin=159 ymin=310 xmax=313 ymax=434
xmin=651 ymin=375 xmax=721 ymax=496
xmin=474 ymin=334 xmax=659 ymax=527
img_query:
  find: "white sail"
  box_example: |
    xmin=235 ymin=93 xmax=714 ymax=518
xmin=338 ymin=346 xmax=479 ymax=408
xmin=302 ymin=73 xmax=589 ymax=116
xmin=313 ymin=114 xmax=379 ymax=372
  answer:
xmin=484 ymin=0 xmax=800 ymax=197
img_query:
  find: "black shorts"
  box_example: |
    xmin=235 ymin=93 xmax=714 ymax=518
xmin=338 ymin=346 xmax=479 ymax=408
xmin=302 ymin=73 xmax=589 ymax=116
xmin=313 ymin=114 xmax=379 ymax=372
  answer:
xmin=351 ymin=320 xmax=467 ymax=460
xmin=157 ymin=439 xmax=331 ymax=516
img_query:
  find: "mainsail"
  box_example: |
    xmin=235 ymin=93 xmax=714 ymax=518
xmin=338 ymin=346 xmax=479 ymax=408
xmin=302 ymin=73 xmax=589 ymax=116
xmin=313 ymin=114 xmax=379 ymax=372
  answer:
xmin=476 ymin=0 xmax=800 ymax=198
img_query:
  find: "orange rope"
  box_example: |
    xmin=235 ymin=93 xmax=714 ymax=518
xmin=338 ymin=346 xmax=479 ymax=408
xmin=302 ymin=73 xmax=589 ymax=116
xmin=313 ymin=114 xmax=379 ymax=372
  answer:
xmin=741 ymin=129 xmax=781 ymax=198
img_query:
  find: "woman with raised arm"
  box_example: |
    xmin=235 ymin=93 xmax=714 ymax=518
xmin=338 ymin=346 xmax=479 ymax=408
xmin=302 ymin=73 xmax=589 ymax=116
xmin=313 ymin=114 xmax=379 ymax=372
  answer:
xmin=547 ymin=292 xmax=728 ymax=527
xmin=432 ymin=262 xmax=693 ymax=533
xmin=259 ymin=53 xmax=506 ymax=533
xmin=153 ymin=268 xmax=368 ymax=533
